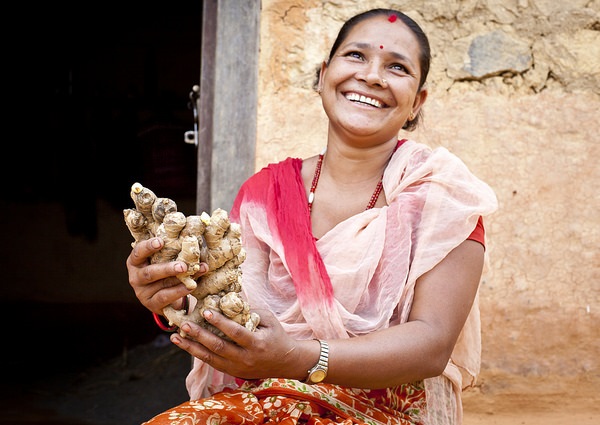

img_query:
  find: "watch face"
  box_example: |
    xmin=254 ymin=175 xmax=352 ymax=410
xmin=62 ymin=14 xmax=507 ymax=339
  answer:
xmin=310 ymin=369 xmax=326 ymax=383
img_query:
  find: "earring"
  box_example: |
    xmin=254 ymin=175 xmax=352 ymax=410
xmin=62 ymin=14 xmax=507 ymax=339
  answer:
xmin=408 ymin=111 xmax=415 ymax=121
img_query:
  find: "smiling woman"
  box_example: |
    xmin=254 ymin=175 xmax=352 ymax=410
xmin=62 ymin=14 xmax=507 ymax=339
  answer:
xmin=316 ymin=17 xmax=427 ymax=145
xmin=125 ymin=8 xmax=497 ymax=425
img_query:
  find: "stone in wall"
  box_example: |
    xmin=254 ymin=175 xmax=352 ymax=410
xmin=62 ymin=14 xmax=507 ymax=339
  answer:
xmin=445 ymin=30 xmax=532 ymax=80
xmin=531 ymin=29 xmax=600 ymax=93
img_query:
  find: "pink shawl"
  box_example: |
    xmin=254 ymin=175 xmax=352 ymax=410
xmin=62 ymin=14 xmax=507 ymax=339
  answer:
xmin=186 ymin=140 xmax=498 ymax=422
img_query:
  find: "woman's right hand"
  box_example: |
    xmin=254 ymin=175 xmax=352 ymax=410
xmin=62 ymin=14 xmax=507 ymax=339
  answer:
xmin=126 ymin=237 xmax=204 ymax=315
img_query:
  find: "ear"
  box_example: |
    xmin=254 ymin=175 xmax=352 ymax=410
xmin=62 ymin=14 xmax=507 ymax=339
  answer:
xmin=411 ymin=86 xmax=428 ymax=116
xmin=317 ymin=61 xmax=328 ymax=92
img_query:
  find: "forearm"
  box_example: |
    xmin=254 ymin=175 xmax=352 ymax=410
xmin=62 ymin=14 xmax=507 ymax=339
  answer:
xmin=289 ymin=321 xmax=451 ymax=388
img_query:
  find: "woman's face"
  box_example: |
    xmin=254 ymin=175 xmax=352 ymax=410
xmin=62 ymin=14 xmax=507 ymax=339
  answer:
xmin=319 ymin=15 xmax=427 ymax=143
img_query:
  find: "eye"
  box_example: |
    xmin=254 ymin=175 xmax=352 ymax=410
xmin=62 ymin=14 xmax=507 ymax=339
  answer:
xmin=390 ymin=63 xmax=408 ymax=73
xmin=346 ymin=51 xmax=364 ymax=60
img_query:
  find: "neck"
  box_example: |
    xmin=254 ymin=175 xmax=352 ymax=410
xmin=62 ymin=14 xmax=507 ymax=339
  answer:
xmin=321 ymin=140 xmax=399 ymax=184
xmin=308 ymin=140 xmax=400 ymax=213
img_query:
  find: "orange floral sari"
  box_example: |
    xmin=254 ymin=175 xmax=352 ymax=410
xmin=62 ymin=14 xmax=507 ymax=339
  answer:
xmin=143 ymin=378 xmax=426 ymax=424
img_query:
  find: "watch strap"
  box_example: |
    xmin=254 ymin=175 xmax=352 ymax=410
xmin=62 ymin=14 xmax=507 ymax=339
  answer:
xmin=305 ymin=339 xmax=329 ymax=384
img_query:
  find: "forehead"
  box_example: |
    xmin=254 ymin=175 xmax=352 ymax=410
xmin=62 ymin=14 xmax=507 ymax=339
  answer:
xmin=341 ymin=15 xmax=421 ymax=58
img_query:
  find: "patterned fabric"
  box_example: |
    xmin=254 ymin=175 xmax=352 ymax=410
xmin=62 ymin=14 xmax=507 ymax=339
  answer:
xmin=143 ymin=379 xmax=426 ymax=425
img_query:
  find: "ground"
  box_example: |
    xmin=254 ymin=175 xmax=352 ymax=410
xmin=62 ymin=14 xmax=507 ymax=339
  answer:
xmin=2 ymin=303 xmax=597 ymax=424
xmin=462 ymin=377 xmax=599 ymax=425
xmin=1 ymin=336 xmax=191 ymax=425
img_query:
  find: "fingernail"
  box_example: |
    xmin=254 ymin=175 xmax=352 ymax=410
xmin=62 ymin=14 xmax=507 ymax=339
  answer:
xmin=174 ymin=262 xmax=186 ymax=273
xmin=203 ymin=309 xmax=213 ymax=321
xmin=199 ymin=263 xmax=208 ymax=273
xmin=151 ymin=238 xmax=162 ymax=249
xmin=171 ymin=335 xmax=181 ymax=345
xmin=181 ymin=323 xmax=191 ymax=333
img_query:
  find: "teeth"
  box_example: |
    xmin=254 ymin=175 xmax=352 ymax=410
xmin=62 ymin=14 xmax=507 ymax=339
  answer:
xmin=346 ymin=93 xmax=383 ymax=108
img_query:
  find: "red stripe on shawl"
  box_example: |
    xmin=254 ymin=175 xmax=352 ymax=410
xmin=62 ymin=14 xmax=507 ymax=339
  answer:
xmin=231 ymin=158 xmax=335 ymax=305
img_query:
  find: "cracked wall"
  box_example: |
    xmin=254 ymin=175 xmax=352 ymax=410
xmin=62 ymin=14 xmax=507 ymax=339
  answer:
xmin=256 ymin=0 xmax=600 ymax=393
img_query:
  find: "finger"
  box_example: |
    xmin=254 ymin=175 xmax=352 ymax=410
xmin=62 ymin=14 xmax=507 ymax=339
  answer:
xmin=139 ymin=261 xmax=188 ymax=286
xmin=170 ymin=328 xmax=213 ymax=362
xmin=141 ymin=280 xmax=192 ymax=314
xmin=191 ymin=262 xmax=209 ymax=279
xmin=172 ymin=320 xmax=237 ymax=368
xmin=127 ymin=238 xmax=193 ymax=285
xmin=127 ymin=237 xmax=164 ymax=267
xmin=201 ymin=309 xmax=253 ymax=347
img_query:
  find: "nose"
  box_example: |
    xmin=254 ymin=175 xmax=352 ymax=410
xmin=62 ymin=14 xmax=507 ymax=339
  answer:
xmin=360 ymin=61 xmax=387 ymax=87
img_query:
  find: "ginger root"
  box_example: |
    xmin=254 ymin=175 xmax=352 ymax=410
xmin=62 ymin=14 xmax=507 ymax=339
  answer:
xmin=124 ymin=182 xmax=260 ymax=338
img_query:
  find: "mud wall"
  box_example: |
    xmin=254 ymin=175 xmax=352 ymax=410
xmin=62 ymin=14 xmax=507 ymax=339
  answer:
xmin=256 ymin=0 xmax=600 ymax=394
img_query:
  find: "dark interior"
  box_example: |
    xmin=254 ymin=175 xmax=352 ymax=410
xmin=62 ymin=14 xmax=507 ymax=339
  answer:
xmin=2 ymin=2 xmax=203 ymax=423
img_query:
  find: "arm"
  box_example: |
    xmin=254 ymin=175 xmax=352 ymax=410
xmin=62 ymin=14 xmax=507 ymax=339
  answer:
xmin=169 ymin=238 xmax=484 ymax=388
xmin=326 ymin=238 xmax=484 ymax=387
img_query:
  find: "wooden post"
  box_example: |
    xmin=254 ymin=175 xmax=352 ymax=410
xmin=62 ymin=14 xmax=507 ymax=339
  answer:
xmin=196 ymin=0 xmax=260 ymax=214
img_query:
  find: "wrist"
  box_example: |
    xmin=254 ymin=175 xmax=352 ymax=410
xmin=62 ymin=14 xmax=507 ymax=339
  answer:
xmin=152 ymin=312 xmax=177 ymax=332
xmin=152 ymin=295 xmax=191 ymax=332
xmin=294 ymin=339 xmax=320 ymax=381
xmin=304 ymin=339 xmax=329 ymax=384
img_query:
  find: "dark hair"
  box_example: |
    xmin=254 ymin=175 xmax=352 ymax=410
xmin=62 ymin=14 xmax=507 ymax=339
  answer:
xmin=314 ymin=8 xmax=431 ymax=131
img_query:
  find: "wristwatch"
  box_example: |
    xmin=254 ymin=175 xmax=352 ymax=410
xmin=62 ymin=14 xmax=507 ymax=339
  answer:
xmin=305 ymin=339 xmax=329 ymax=384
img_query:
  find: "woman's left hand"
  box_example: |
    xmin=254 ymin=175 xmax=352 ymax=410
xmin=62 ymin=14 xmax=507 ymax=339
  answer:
xmin=170 ymin=308 xmax=310 ymax=381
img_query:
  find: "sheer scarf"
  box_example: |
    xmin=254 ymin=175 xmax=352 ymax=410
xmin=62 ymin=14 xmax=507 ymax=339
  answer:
xmin=186 ymin=140 xmax=498 ymax=423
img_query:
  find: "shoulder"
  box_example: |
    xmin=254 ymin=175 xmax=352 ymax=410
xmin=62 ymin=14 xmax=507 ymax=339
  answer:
xmin=395 ymin=139 xmax=470 ymax=172
xmin=245 ymin=157 xmax=302 ymax=185
xmin=232 ymin=157 xmax=302 ymax=219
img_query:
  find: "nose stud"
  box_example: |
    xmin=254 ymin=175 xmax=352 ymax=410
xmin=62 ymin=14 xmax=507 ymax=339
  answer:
xmin=381 ymin=78 xmax=388 ymax=86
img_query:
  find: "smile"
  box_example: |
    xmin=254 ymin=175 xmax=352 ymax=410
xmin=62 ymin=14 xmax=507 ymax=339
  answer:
xmin=345 ymin=92 xmax=386 ymax=108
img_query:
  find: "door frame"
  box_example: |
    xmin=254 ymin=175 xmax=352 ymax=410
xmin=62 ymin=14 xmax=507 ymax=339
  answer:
xmin=196 ymin=0 xmax=260 ymax=214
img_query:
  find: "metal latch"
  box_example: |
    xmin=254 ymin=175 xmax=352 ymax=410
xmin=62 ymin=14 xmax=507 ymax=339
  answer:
xmin=184 ymin=84 xmax=200 ymax=146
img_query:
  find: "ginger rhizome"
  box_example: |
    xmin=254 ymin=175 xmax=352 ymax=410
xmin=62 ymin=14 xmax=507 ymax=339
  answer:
xmin=124 ymin=182 xmax=260 ymax=338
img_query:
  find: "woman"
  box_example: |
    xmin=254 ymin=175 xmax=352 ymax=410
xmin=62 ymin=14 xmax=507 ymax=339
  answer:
xmin=127 ymin=8 xmax=498 ymax=424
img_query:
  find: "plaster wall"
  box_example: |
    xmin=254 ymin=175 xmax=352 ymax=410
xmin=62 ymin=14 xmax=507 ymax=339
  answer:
xmin=256 ymin=0 xmax=600 ymax=394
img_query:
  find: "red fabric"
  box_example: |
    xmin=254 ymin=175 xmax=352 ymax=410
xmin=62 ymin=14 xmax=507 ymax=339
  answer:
xmin=142 ymin=379 xmax=426 ymax=425
xmin=467 ymin=216 xmax=485 ymax=247
xmin=231 ymin=157 xmax=348 ymax=339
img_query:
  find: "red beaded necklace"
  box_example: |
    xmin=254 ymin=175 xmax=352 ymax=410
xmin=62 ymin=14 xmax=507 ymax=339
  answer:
xmin=308 ymin=143 xmax=399 ymax=213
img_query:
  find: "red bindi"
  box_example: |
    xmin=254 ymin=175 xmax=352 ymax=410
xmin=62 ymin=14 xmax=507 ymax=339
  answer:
xmin=380 ymin=45 xmax=384 ymax=49
xmin=388 ymin=15 xmax=397 ymax=23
